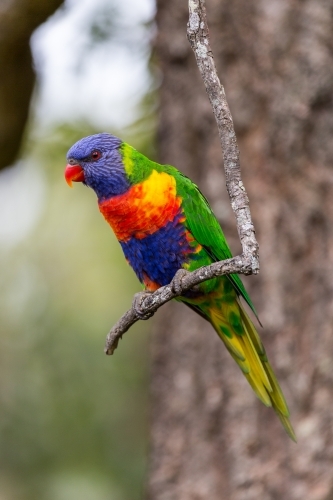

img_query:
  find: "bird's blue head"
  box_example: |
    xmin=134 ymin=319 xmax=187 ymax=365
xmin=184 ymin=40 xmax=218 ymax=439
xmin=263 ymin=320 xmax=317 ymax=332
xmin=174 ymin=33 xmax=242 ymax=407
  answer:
xmin=65 ymin=133 xmax=130 ymax=201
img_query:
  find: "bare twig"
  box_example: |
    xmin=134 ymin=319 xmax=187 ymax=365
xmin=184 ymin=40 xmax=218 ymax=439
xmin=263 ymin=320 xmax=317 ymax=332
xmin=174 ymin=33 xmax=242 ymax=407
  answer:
xmin=187 ymin=0 xmax=259 ymax=267
xmin=105 ymin=0 xmax=259 ymax=355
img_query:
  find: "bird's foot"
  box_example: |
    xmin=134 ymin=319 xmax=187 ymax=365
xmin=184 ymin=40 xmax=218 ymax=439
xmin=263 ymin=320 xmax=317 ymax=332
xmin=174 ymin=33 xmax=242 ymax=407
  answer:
xmin=171 ymin=269 xmax=190 ymax=295
xmin=132 ymin=291 xmax=155 ymax=320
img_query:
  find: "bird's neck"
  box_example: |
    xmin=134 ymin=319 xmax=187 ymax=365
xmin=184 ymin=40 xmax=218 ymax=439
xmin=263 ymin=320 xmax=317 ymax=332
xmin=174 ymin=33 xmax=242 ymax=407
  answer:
xmin=98 ymin=169 xmax=182 ymax=242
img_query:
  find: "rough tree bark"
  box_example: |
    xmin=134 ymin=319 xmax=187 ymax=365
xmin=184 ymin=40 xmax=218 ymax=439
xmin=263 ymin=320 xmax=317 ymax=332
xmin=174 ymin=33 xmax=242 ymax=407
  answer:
xmin=0 ymin=0 xmax=64 ymax=170
xmin=148 ymin=1 xmax=333 ymax=499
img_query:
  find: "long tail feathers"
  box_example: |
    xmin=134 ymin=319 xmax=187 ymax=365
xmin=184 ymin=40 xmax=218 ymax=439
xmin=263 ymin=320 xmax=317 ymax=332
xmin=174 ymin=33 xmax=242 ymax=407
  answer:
xmin=209 ymin=301 xmax=296 ymax=442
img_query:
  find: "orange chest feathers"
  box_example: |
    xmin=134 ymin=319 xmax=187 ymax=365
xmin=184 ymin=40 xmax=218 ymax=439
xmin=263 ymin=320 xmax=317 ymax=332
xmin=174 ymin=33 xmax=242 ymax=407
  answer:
xmin=98 ymin=170 xmax=182 ymax=242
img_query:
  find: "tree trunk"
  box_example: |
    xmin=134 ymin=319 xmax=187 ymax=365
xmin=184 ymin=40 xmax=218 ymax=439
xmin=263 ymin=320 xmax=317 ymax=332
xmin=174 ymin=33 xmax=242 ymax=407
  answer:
xmin=0 ymin=0 xmax=64 ymax=170
xmin=148 ymin=1 xmax=333 ymax=498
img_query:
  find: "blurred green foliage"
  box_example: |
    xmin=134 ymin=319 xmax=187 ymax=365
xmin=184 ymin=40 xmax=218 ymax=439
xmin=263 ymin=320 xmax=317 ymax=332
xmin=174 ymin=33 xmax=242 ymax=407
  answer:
xmin=0 ymin=122 xmax=155 ymax=500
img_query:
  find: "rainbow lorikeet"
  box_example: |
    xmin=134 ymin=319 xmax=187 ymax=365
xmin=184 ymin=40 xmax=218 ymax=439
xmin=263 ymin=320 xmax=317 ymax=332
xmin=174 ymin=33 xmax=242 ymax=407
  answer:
xmin=65 ymin=133 xmax=296 ymax=441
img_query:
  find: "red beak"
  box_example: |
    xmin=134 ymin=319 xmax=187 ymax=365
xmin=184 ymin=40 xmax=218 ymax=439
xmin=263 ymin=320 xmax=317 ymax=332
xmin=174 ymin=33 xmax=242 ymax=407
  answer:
xmin=64 ymin=164 xmax=85 ymax=187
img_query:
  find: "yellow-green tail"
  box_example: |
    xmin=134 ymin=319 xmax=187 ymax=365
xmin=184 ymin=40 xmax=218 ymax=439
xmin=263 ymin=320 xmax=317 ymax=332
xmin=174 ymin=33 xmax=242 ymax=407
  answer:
xmin=208 ymin=300 xmax=296 ymax=442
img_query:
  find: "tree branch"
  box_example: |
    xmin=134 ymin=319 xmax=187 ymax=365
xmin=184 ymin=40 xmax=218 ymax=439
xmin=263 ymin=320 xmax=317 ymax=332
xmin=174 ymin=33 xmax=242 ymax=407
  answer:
xmin=105 ymin=0 xmax=259 ymax=355
xmin=187 ymin=0 xmax=259 ymax=268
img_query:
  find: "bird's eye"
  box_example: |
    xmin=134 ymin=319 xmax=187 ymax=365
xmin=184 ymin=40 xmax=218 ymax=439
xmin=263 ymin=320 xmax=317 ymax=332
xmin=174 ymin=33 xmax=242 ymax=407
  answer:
xmin=91 ymin=150 xmax=101 ymax=161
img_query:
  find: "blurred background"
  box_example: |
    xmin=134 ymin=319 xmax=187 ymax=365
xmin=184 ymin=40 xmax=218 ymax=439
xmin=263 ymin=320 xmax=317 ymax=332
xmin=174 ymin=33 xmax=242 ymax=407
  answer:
xmin=2 ymin=0 xmax=333 ymax=499
xmin=0 ymin=0 xmax=155 ymax=498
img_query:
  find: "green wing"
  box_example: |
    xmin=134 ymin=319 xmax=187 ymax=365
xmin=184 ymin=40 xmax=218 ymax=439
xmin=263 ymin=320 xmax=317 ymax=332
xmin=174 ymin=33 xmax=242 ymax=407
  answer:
xmin=170 ymin=168 xmax=258 ymax=319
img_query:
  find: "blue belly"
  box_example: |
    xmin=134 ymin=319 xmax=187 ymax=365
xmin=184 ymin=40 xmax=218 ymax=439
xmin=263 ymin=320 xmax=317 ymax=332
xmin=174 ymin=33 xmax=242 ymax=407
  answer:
xmin=120 ymin=215 xmax=191 ymax=287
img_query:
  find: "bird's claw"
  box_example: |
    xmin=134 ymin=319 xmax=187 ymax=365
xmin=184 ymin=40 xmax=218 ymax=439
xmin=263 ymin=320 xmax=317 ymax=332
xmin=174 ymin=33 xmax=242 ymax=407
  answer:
xmin=132 ymin=291 xmax=154 ymax=320
xmin=171 ymin=268 xmax=190 ymax=295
